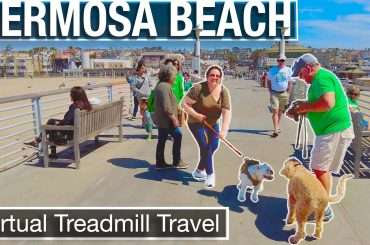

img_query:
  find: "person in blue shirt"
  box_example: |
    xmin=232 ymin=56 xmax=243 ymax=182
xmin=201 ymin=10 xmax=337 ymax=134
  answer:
xmin=267 ymin=55 xmax=293 ymax=137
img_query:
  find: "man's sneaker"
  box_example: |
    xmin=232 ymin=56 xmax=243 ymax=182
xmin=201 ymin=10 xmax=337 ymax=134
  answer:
xmin=307 ymin=206 xmax=334 ymax=223
xmin=205 ymin=174 xmax=215 ymax=188
xmin=155 ymin=162 xmax=173 ymax=170
xmin=174 ymin=160 xmax=188 ymax=169
xmin=192 ymin=169 xmax=207 ymax=181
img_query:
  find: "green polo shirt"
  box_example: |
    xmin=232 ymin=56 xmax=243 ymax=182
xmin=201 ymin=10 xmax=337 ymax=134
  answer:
xmin=307 ymin=68 xmax=351 ymax=136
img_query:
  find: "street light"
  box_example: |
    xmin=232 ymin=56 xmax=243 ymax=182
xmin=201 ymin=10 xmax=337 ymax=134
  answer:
xmin=193 ymin=25 xmax=202 ymax=75
xmin=278 ymin=26 xmax=289 ymax=58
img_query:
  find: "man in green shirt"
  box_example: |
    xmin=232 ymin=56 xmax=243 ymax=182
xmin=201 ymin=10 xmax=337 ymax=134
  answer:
xmin=287 ymin=53 xmax=354 ymax=222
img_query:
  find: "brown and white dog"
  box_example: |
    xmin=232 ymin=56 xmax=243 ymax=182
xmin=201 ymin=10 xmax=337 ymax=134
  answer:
xmin=280 ymin=158 xmax=353 ymax=244
xmin=237 ymin=158 xmax=274 ymax=203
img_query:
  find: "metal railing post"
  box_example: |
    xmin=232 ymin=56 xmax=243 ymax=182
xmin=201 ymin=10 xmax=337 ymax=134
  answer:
xmin=31 ymin=97 xmax=43 ymax=136
xmin=107 ymin=85 xmax=113 ymax=102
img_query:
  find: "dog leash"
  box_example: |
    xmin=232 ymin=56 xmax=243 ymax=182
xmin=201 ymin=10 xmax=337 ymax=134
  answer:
xmin=294 ymin=115 xmax=309 ymax=159
xmin=202 ymin=120 xmax=245 ymax=158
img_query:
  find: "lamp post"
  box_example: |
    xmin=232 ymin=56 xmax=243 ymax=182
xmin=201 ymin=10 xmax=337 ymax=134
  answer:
xmin=278 ymin=26 xmax=289 ymax=58
xmin=193 ymin=25 xmax=202 ymax=75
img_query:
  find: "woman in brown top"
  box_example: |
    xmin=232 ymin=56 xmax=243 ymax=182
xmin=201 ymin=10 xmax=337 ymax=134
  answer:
xmin=182 ymin=65 xmax=232 ymax=188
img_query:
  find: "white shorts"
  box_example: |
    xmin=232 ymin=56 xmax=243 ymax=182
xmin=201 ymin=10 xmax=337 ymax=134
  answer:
xmin=310 ymin=127 xmax=354 ymax=174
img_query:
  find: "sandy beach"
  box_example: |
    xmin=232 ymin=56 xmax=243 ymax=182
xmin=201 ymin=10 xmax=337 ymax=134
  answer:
xmin=0 ymin=76 xmax=126 ymax=98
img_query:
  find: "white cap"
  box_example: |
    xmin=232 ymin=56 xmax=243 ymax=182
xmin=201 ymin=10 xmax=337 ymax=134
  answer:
xmin=277 ymin=54 xmax=287 ymax=60
xmin=300 ymin=53 xmax=318 ymax=65
xmin=292 ymin=53 xmax=319 ymax=76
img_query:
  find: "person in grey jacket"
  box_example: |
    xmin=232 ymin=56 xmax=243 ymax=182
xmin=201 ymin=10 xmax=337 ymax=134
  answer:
xmin=129 ymin=62 xmax=153 ymax=119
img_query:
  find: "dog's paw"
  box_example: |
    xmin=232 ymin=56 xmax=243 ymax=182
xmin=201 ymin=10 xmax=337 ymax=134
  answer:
xmin=250 ymin=195 xmax=259 ymax=203
xmin=312 ymin=231 xmax=322 ymax=240
xmin=288 ymin=235 xmax=303 ymax=245
xmin=286 ymin=217 xmax=296 ymax=225
xmin=237 ymin=193 xmax=246 ymax=202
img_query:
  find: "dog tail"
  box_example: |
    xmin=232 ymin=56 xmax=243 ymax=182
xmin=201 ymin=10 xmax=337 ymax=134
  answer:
xmin=329 ymin=174 xmax=353 ymax=203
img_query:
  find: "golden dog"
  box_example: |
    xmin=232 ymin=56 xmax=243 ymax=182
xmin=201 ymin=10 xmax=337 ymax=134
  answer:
xmin=280 ymin=158 xmax=352 ymax=244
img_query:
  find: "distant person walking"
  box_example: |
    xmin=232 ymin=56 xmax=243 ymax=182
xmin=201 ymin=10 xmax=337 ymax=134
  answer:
xmin=182 ymin=65 xmax=232 ymax=188
xmin=152 ymin=64 xmax=188 ymax=169
xmin=267 ymin=55 xmax=293 ymax=137
xmin=129 ymin=62 xmax=153 ymax=120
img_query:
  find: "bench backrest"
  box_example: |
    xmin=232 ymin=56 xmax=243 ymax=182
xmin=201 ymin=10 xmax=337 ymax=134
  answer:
xmin=74 ymin=99 xmax=123 ymax=141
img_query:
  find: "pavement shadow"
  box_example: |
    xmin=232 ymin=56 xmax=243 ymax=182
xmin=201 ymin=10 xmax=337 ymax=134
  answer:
xmin=135 ymin=168 xmax=198 ymax=186
xmin=26 ymin=140 xmax=109 ymax=169
xmin=198 ymin=185 xmax=294 ymax=242
xmin=123 ymin=123 xmax=145 ymax=129
xmin=338 ymin=147 xmax=370 ymax=178
xmin=124 ymin=134 xmax=158 ymax=140
xmin=229 ymin=128 xmax=271 ymax=136
xmin=108 ymin=158 xmax=151 ymax=169
xmin=290 ymin=144 xmax=312 ymax=169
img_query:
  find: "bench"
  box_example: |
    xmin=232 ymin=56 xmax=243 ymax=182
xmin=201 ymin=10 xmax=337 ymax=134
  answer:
xmin=41 ymin=98 xmax=124 ymax=168
xmin=351 ymin=112 xmax=370 ymax=177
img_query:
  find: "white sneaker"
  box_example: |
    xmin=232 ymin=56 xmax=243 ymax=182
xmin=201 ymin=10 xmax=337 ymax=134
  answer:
xmin=192 ymin=169 xmax=207 ymax=181
xmin=205 ymin=174 xmax=215 ymax=188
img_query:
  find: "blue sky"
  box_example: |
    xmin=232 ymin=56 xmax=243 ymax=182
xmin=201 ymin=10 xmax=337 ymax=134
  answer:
xmin=299 ymin=0 xmax=370 ymax=48
xmin=0 ymin=0 xmax=369 ymax=50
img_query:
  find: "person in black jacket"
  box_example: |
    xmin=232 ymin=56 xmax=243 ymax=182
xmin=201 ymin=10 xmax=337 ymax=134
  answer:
xmin=25 ymin=86 xmax=92 ymax=158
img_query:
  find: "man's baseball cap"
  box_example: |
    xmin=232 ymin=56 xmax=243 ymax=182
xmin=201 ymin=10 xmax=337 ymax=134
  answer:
xmin=277 ymin=54 xmax=287 ymax=61
xmin=291 ymin=53 xmax=319 ymax=77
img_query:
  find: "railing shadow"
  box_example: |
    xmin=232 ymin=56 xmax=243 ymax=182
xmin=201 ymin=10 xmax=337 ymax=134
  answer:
xmin=198 ymin=185 xmax=294 ymax=242
xmin=338 ymin=147 xmax=370 ymax=178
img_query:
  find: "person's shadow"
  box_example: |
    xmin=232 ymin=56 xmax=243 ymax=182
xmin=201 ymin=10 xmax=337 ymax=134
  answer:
xmin=229 ymin=128 xmax=272 ymax=136
xmin=108 ymin=158 xmax=198 ymax=186
xmin=198 ymin=185 xmax=294 ymax=242
xmin=108 ymin=158 xmax=151 ymax=169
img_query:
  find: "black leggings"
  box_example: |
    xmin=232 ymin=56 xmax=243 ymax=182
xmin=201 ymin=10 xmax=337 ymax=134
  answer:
xmin=133 ymin=97 xmax=139 ymax=117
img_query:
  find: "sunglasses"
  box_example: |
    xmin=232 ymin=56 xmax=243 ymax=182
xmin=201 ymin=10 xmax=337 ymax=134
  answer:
xmin=208 ymin=74 xmax=221 ymax=78
xmin=277 ymin=59 xmax=285 ymax=62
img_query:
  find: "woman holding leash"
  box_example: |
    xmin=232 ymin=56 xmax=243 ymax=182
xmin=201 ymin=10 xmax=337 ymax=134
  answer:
xmin=182 ymin=65 xmax=232 ymax=188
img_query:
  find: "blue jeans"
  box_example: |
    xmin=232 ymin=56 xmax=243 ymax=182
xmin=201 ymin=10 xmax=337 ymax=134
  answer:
xmin=156 ymin=127 xmax=182 ymax=165
xmin=189 ymin=123 xmax=220 ymax=175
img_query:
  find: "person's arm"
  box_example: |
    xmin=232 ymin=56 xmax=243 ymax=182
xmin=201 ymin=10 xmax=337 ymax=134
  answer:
xmin=182 ymin=96 xmax=206 ymax=122
xmin=267 ymin=79 xmax=272 ymax=92
xmin=220 ymin=108 xmax=231 ymax=138
xmin=295 ymin=92 xmax=335 ymax=113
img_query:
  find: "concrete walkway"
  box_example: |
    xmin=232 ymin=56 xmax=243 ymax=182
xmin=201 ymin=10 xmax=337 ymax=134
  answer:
xmin=0 ymin=78 xmax=369 ymax=245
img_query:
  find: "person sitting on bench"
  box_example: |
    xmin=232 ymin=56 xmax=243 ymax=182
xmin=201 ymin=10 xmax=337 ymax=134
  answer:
xmin=25 ymin=86 xmax=92 ymax=158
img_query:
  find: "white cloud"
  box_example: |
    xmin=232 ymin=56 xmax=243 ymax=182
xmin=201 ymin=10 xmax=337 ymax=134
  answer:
xmin=299 ymin=8 xmax=324 ymax=14
xmin=334 ymin=0 xmax=370 ymax=12
xmin=300 ymin=14 xmax=370 ymax=48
